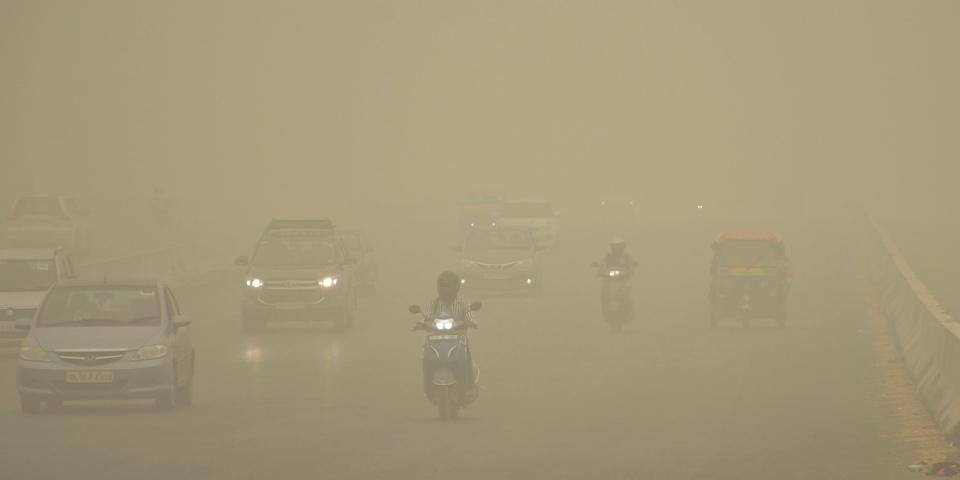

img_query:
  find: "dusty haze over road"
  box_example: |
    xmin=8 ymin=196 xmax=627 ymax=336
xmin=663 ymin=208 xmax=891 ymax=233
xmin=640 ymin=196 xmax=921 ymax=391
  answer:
xmin=1 ymin=1 xmax=959 ymax=479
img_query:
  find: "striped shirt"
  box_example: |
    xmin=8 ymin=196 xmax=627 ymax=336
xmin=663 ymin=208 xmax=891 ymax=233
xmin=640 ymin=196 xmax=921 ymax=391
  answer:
xmin=424 ymin=296 xmax=474 ymax=322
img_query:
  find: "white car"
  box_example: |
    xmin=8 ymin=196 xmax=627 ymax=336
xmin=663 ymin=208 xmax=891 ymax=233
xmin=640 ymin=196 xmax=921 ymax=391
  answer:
xmin=0 ymin=248 xmax=76 ymax=346
xmin=0 ymin=195 xmax=91 ymax=253
xmin=496 ymin=200 xmax=558 ymax=248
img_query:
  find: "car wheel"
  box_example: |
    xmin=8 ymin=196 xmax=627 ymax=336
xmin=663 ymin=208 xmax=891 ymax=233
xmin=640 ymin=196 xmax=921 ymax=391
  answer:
xmin=175 ymin=354 xmax=195 ymax=407
xmin=175 ymin=383 xmax=193 ymax=408
xmin=156 ymin=371 xmax=177 ymax=411
xmin=20 ymin=394 xmax=41 ymax=414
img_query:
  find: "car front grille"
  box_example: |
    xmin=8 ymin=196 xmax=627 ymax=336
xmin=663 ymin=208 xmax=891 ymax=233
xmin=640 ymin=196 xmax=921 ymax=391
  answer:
xmin=259 ymin=288 xmax=324 ymax=305
xmin=55 ymin=381 xmax=129 ymax=393
xmin=57 ymin=350 xmax=128 ymax=366
xmin=473 ymin=261 xmax=521 ymax=271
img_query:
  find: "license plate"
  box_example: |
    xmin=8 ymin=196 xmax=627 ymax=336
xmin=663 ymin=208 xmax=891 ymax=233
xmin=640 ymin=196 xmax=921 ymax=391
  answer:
xmin=65 ymin=371 xmax=114 ymax=384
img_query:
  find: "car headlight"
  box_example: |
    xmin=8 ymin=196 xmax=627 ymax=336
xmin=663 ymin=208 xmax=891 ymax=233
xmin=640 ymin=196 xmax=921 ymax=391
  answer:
xmin=19 ymin=342 xmax=49 ymax=362
xmin=245 ymin=278 xmax=263 ymax=288
xmin=131 ymin=345 xmax=168 ymax=361
xmin=608 ymin=270 xmax=622 ymax=277
xmin=434 ymin=318 xmax=454 ymax=330
xmin=319 ymin=276 xmax=339 ymax=288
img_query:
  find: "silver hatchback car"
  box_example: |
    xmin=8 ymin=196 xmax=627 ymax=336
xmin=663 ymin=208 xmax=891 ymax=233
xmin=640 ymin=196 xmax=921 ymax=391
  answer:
xmin=16 ymin=279 xmax=194 ymax=413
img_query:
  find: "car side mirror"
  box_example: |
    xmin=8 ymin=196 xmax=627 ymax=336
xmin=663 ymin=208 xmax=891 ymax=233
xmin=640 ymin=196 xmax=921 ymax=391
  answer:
xmin=234 ymin=256 xmax=249 ymax=267
xmin=173 ymin=317 xmax=191 ymax=330
xmin=469 ymin=301 xmax=482 ymax=312
xmin=535 ymin=245 xmax=546 ymax=252
xmin=408 ymin=305 xmax=422 ymax=314
xmin=14 ymin=318 xmax=31 ymax=330
xmin=452 ymin=245 xmax=463 ymax=252
xmin=342 ymin=257 xmax=358 ymax=266
xmin=590 ymin=262 xmax=600 ymax=268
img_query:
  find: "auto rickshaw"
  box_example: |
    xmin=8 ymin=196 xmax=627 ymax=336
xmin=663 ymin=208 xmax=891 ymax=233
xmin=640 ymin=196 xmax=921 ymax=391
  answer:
xmin=709 ymin=232 xmax=790 ymax=328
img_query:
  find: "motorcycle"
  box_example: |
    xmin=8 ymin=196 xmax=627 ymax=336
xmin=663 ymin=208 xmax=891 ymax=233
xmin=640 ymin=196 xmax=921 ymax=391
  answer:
xmin=592 ymin=261 xmax=637 ymax=333
xmin=408 ymin=301 xmax=482 ymax=420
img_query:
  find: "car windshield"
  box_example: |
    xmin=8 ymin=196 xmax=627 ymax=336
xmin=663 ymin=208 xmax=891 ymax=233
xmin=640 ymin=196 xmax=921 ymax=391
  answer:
xmin=0 ymin=259 xmax=57 ymax=291
xmin=500 ymin=202 xmax=553 ymax=218
xmin=37 ymin=286 xmax=161 ymax=327
xmin=13 ymin=197 xmax=65 ymax=217
xmin=465 ymin=230 xmax=534 ymax=251
xmin=253 ymin=231 xmax=338 ymax=266
xmin=715 ymin=241 xmax=781 ymax=267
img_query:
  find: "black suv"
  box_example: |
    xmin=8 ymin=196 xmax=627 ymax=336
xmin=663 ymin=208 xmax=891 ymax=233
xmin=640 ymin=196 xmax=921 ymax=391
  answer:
xmin=234 ymin=219 xmax=359 ymax=332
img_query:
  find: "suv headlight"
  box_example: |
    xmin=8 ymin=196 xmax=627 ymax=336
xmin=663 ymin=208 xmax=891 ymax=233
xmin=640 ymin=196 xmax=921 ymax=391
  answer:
xmin=245 ymin=278 xmax=263 ymax=288
xmin=319 ymin=276 xmax=339 ymax=288
xmin=19 ymin=342 xmax=49 ymax=362
xmin=131 ymin=345 xmax=168 ymax=361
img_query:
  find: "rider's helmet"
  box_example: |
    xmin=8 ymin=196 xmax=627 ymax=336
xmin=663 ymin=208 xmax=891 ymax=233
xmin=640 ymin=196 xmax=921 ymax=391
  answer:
xmin=437 ymin=271 xmax=462 ymax=302
xmin=610 ymin=237 xmax=626 ymax=255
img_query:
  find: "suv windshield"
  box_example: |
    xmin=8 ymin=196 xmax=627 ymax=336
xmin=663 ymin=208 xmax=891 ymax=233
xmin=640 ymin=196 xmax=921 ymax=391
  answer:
xmin=13 ymin=197 xmax=66 ymax=218
xmin=465 ymin=230 xmax=535 ymax=251
xmin=500 ymin=202 xmax=553 ymax=218
xmin=0 ymin=259 xmax=57 ymax=291
xmin=37 ymin=286 xmax=161 ymax=327
xmin=716 ymin=241 xmax=781 ymax=267
xmin=253 ymin=231 xmax=338 ymax=267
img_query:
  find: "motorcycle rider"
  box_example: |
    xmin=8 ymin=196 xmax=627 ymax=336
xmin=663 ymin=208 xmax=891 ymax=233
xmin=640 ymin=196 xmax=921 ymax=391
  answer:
xmin=420 ymin=271 xmax=477 ymax=399
xmin=597 ymin=237 xmax=636 ymax=323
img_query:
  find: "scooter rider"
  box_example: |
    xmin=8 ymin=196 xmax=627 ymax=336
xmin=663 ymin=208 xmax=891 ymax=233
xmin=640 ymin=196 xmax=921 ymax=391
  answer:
xmin=420 ymin=271 xmax=476 ymax=398
xmin=603 ymin=237 xmax=635 ymax=273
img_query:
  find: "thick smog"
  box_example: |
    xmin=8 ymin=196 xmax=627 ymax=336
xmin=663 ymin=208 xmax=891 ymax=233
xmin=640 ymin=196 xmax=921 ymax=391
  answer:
xmin=1 ymin=2 xmax=959 ymax=479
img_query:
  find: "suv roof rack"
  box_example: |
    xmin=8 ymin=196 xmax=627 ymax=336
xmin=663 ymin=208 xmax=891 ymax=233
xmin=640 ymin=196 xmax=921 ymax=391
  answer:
xmin=267 ymin=219 xmax=334 ymax=230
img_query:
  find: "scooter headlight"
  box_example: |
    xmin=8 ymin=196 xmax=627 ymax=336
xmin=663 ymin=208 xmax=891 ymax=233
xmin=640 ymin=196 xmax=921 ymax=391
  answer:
xmin=608 ymin=270 xmax=622 ymax=278
xmin=434 ymin=318 xmax=454 ymax=330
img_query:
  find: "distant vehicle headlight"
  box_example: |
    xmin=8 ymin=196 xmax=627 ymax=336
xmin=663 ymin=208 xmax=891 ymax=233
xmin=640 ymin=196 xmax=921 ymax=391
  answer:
xmin=19 ymin=342 xmax=49 ymax=362
xmin=608 ymin=270 xmax=623 ymax=278
xmin=245 ymin=278 xmax=263 ymax=288
xmin=131 ymin=344 xmax=168 ymax=361
xmin=319 ymin=276 xmax=339 ymax=288
xmin=434 ymin=318 xmax=454 ymax=330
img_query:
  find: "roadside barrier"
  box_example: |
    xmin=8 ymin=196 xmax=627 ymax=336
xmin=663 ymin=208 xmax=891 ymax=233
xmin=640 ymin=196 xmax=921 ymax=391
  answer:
xmin=74 ymin=239 xmax=236 ymax=284
xmin=862 ymin=213 xmax=960 ymax=441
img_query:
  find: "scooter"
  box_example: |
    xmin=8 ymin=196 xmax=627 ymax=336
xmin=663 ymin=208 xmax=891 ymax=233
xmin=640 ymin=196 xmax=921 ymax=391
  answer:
xmin=593 ymin=261 xmax=637 ymax=333
xmin=408 ymin=301 xmax=482 ymax=420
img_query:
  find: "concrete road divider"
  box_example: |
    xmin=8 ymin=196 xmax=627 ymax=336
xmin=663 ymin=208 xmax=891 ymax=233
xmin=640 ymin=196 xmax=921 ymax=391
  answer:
xmin=862 ymin=211 xmax=960 ymax=441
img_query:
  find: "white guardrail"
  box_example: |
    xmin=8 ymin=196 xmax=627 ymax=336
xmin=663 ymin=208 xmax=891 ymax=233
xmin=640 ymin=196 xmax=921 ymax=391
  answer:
xmin=863 ymin=212 xmax=960 ymax=441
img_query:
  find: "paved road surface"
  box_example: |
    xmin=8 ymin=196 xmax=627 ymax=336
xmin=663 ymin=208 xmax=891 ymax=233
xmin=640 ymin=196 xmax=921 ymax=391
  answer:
xmin=0 ymin=218 xmax=926 ymax=479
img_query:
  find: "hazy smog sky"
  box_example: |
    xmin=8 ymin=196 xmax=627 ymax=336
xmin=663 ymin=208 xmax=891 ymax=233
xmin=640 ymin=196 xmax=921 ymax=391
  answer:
xmin=2 ymin=1 xmax=958 ymax=220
